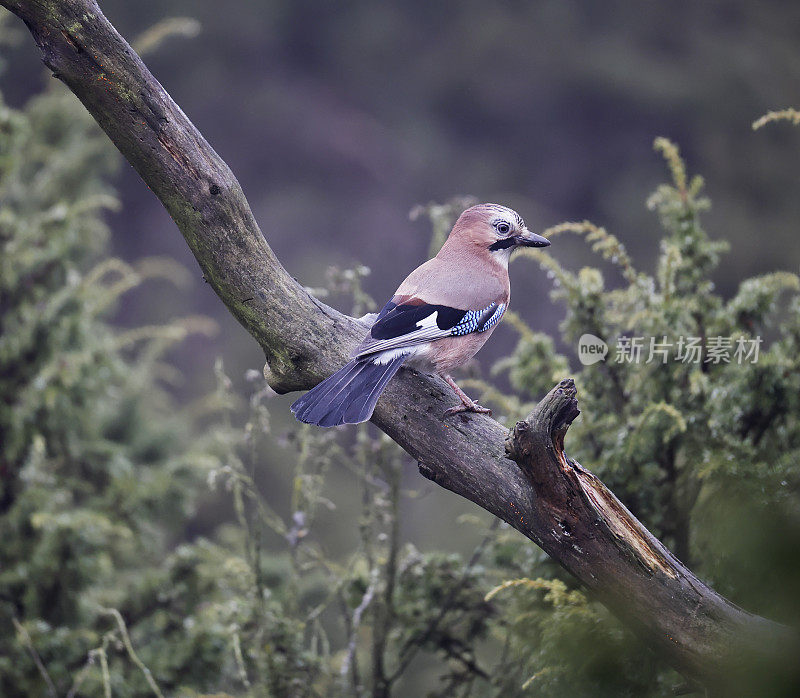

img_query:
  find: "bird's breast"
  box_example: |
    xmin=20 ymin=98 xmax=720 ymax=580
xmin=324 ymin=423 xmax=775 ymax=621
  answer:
xmin=424 ymin=327 xmax=497 ymax=374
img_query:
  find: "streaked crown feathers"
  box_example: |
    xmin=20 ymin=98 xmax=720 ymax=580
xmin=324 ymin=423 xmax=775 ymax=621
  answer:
xmin=447 ymin=203 xmax=526 ymax=247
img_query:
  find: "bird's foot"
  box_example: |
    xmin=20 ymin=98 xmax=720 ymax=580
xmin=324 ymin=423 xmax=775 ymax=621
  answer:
xmin=443 ymin=400 xmax=492 ymax=418
xmin=441 ymin=373 xmax=492 ymax=418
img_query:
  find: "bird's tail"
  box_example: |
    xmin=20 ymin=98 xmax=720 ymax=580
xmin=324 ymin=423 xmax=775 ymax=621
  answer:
xmin=291 ymin=355 xmax=407 ymax=427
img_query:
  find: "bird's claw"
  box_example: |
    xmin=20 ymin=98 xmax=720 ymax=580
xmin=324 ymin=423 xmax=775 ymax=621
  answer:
xmin=443 ymin=402 xmax=492 ymax=418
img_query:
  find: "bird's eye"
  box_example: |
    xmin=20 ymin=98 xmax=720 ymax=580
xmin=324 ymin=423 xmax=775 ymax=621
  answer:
xmin=496 ymin=222 xmax=511 ymax=235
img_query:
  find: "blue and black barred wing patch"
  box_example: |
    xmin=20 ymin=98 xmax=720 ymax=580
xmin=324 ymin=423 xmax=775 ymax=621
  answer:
xmin=450 ymin=302 xmax=507 ymax=335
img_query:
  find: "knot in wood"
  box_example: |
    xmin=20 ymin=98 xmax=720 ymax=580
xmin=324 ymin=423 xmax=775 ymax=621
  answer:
xmin=505 ymin=420 xmax=531 ymax=461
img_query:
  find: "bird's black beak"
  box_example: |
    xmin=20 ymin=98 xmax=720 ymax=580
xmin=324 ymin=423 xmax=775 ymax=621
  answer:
xmin=516 ymin=229 xmax=551 ymax=248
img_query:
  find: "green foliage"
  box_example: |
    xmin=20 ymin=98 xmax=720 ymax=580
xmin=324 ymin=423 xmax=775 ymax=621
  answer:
xmin=0 ymin=80 xmax=512 ymax=695
xmin=753 ymin=108 xmax=800 ymax=130
xmin=2 ymin=27 xmax=798 ymax=695
xmin=0 ymin=77 xmax=234 ymax=695
xmin=474 ymin=138 xmax=800 ymax=694
xmin=485 ymin=578 xmax=664 ymax=697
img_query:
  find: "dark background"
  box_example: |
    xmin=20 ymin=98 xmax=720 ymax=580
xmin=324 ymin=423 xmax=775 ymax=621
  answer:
xmin=3 ymin=0 xmax=799 ymax=553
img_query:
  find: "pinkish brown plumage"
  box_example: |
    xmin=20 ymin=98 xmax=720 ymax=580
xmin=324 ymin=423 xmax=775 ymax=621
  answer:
xmin=292 ymin=203 xmax=550 ymax=426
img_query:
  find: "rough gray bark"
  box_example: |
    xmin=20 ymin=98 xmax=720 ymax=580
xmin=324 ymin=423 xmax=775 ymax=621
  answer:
xmin=505 ymin=380 xmax=792 ymax=687
xmin=2 ymin=0 xmax=794 ymax=689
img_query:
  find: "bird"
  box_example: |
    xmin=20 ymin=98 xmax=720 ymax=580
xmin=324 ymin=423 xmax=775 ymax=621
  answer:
xmin=291 ymin=203 xmax=551 ymax=427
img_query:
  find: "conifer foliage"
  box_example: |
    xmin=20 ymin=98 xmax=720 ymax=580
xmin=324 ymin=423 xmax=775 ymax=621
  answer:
xmin=1 ymin=25 xmax=798 ymax=693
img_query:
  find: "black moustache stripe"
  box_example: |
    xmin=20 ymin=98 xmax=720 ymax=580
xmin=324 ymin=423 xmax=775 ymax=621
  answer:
xmin=489 ymin=237 xmax=516 ymax=251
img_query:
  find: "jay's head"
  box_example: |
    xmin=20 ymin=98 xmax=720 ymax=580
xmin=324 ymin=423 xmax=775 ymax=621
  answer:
xmin=447 ymin=203 xmax=550 ymax=264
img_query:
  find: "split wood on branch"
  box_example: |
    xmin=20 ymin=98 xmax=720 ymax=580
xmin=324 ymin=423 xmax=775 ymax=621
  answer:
xmin=2 ymin=0 xmax=794 ymax=689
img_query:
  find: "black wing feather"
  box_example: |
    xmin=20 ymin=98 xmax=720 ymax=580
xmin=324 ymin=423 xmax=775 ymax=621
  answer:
xmin=370 ymin=300 xmax=467 ymax=340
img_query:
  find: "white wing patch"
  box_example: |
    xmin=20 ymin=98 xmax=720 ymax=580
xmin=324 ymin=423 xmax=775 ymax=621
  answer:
xmin=371 ymin=346 xmax=426 ymax=365
xmin=356 ymin=311 xmax=452 ymax=359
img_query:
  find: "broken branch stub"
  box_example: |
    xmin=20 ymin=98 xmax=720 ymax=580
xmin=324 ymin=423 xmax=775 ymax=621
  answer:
xmin=507 ymin=378 xmax=677 ymax=580
xmin=505 ymin=378 xmax=792 ymax=686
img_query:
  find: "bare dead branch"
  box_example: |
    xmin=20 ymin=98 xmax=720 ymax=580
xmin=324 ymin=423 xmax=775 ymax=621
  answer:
xmin=504 ymin=379 xmax=793 ymax=685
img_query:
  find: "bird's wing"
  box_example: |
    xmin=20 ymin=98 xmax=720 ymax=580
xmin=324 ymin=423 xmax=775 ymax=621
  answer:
xmin=355 ymin=296 xmax=505 ymax=359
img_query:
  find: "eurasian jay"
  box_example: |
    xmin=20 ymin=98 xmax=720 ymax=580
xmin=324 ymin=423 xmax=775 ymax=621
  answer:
xmin=291 ymin=203 xmax=550 ymax=427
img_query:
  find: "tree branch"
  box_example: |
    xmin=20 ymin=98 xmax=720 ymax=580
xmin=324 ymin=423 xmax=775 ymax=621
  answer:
xmin=505 ymin=380 xmax=792 ymax=685
xmin=2 ymin=0 xmax=794 ymax=689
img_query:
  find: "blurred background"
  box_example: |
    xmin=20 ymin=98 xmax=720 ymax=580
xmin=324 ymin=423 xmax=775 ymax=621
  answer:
xmin=2 ymin=1 xmax=800 ymax=694
xmin=4 ymin=0 xmax=800 ymax=393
